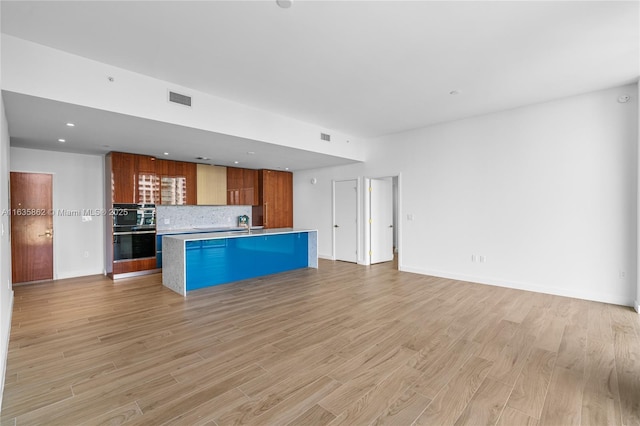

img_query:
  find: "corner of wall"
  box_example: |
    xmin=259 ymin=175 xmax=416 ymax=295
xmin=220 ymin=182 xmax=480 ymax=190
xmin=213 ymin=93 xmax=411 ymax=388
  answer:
xmin=0 ymin=290 xmax=14 ymax=411
xmin=0 ymin=90 xmax=14 ymax=414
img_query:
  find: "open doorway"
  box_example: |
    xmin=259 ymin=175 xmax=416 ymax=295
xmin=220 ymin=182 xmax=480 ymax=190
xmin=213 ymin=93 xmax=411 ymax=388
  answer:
xmin=365 ymin=175 xmax=400 ymax=268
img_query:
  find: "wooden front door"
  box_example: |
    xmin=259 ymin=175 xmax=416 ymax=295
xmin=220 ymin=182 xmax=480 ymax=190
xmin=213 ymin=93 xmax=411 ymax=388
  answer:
xmin=10 ymin=172 xmax=54 ymax=283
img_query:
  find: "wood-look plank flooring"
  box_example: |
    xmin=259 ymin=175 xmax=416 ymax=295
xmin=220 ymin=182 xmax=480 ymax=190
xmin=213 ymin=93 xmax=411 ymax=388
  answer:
xmin=2 ymin=259 xmax=640 ymax=425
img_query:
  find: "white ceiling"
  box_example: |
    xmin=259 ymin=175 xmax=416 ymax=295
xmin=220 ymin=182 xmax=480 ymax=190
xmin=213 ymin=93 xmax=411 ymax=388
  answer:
xmin=1 ymin=1 xmax=638 ymax=167
xmin=2 ymin=91 xmax=357 ymax=171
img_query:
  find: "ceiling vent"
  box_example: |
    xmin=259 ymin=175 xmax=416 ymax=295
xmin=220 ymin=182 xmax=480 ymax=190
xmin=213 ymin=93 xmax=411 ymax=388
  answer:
xmin=320 ymin=133 xmax=331 ymax=142
xmin=168 ymin=91 xmax=192 ymax=107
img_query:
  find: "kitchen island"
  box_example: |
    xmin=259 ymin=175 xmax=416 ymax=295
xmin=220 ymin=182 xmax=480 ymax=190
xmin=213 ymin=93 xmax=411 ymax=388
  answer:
xmin=162 ymin=228 xmax=318 ymax=296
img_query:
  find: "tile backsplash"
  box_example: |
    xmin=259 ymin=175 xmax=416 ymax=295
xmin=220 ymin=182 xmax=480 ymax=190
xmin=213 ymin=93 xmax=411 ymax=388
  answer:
xmin=156 ymin=205 xmax=252 ymax=231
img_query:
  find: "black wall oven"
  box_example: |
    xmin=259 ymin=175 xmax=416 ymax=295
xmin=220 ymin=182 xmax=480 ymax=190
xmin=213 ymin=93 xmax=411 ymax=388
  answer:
xmin=112 ymin=204 xmax=156 ymax=261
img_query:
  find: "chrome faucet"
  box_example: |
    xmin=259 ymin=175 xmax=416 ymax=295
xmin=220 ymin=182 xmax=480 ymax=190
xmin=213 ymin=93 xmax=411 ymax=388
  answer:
xmin=241 ymin=222 xmax=251 ymax=233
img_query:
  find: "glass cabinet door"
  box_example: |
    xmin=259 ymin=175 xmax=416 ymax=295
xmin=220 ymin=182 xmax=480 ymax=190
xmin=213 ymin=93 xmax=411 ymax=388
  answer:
xmin=160 ymin=176 xmax=187 ymax=205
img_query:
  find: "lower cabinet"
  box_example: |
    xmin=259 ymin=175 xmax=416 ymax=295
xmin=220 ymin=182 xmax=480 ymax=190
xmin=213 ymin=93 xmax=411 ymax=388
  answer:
xmin=156 ymin=235 xmax=163 ymax=268
xmin=185 ymin=233 xmax=309 ymax=291
xmin=112 ymin=258 xmax=158 ymax=275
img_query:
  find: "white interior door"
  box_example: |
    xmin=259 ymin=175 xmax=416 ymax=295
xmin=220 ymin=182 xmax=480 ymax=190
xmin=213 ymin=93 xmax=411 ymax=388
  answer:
xmin=334 ymin=180 xmax=357 ymax=262
xmin=370 ymin=178 xmax=393 ymax=264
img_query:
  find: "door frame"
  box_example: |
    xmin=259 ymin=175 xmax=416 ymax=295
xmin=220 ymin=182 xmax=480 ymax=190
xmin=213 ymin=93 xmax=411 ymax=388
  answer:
xmin=363 ymin=174 xmax=402 ymax=267
xmin=331 ymin=179 xmax=360 ymax=262
xmin=10 ymin=170 xmax=57 ymax=282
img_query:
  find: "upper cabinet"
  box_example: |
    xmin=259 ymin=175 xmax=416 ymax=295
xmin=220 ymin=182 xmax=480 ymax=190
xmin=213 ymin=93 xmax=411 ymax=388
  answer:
xmin=227 ymin=167 xmax=258 ymax=206
xmin=107 ymin=153 xmax=198 ymax=206
xmin=252 ymin=169 xmax=293 ymax=228
xmin=108 ymin=152 xmax=136 ymax=204
xmin=109 ymin=152 xmax=159 ymax=204
xmin=157 ymin=159 xmax=197 ymax=205
xmin=135 ymin=155 xmax=159 ymax=204
xmin=197 ymin=164 xmax=227 ymax=205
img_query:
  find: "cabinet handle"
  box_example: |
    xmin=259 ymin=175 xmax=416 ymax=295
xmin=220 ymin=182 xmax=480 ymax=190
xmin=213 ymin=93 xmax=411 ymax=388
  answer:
xmin=264 ymin=203 xmax=268 ymax=227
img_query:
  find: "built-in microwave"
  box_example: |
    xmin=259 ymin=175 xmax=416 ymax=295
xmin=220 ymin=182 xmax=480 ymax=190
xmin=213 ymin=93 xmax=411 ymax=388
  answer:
xmin=112 ymin=204 xmax=156 ymax=230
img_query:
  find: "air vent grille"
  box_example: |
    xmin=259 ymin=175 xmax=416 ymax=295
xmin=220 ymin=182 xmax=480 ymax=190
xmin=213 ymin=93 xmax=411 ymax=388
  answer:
xmin=169 ymin=91 xmax=192 ymax=107
xmin=320 ymin=133 xmax=331 ymax=142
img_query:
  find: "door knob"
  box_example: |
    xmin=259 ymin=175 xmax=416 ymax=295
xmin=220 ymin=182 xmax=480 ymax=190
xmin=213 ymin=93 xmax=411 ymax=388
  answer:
xmin=334 ymin=225 xmax=339 ymax=228
xmin=38 ymin=229 xmax=53 ymax=237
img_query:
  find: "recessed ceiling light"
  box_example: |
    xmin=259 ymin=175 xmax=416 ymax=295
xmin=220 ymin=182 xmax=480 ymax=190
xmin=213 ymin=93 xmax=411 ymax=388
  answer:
xmin=449 ymin=90 xmax=460 ymax=95
xmin=196 ymin=156 xmax=210 ymax=161
xmin=285 ymin=167 xmax=290 ymax=171
xmin=234 ymin=161 xmax=240 ymax=164
xmin=58 ymin=138 xmax=66 ymax=143
xmin=163 ymin=152 xmax=169 ymax=156
xmin=66 ymin=122 xmax=75 ymax=127
xmin=276 ymin=0 xmax=293 ymax=8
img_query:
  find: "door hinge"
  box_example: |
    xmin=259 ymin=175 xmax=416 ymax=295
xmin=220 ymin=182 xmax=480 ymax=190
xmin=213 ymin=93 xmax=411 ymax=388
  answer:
xmin=369 ymin=186 xmax=372 ymax=192
xmin=369 ymin=218 xmax=372 ymax=224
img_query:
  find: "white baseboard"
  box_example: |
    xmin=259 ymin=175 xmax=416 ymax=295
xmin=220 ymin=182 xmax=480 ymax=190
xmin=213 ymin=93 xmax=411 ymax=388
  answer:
xmin=56 ymin=268 xmax=106 ymax=280
xmin=634 ymin=299 xmax=639 ymax=314
xmin=399 ymin=265 xmax=634 ymax=307
xmin=0 ymin=289 xmax=14 ymax=414
xmin=318 ymin=254 xmax=334 ymax=261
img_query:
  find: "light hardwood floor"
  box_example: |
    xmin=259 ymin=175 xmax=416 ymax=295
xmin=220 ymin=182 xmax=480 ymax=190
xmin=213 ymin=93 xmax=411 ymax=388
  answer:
xmin=2 ymin=259 xmax=639 ymax=425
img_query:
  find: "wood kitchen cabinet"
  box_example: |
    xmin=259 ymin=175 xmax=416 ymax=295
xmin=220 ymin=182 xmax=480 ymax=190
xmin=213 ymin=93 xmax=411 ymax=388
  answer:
xmin=252 ymin=169 xmax=293 ymax=228
xmin=108 ymin=151 xmax=136 ymax=204
xmin=227 ymin=167 xmax=258 ymax=205
xmin=108 ymin=152 xmax=160 ymax=204
xmin=105 ymin=151 xmax=160 ymax=279
xmin=135 ymin=155 xmax=159 ymax=204
xmin=197 ymin=164 xmax=227 ymax=205
xmin=157 ymin=159 xmax=197 ymax=205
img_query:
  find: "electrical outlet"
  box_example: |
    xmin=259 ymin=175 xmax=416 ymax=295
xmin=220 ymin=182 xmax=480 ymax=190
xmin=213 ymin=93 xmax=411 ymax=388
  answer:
xmin=83 ymin=251 xmax=89 ymax=258
xmin=471 ymin=254 xmax=476 ymax=262
xmin=164 ymin=218 xmax=170 ymax=225
xmin=479 ymin=255 xmax=486 ymax=263
xmin=619 ymin=270 xmax=626 ymax=278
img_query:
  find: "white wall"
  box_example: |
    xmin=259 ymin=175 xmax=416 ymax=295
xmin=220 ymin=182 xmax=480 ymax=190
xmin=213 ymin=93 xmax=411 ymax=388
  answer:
xmin=0 ymin=95 xmax=13 ymax=413
xmin=1 ymin=35 xmax=364 ymax=163
xmin=10 ymin=148 xmax=105 ymax=279
xmin=637 ymin=81 xmax=640 ymax=313
xmin=295 ymin=84 xmax=638 ymax=307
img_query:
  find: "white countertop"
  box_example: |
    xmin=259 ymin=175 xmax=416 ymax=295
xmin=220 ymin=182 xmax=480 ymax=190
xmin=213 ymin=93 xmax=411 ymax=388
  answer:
xmin=157 ymin=226 xmax=263 ymax=236
xmin=162 ymin=228 xmax=317 ymax=242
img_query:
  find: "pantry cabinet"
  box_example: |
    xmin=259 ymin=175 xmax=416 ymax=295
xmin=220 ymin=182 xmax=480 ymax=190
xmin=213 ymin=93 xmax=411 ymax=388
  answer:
xmin=252 ymin=169 xmax=293 ymax=228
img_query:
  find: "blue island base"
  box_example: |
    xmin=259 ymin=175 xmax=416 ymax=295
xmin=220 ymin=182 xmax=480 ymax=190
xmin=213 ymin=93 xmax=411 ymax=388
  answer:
xmin=162 ymin=229 xmax=318 ymax=296
xmin=186 ymin=232 xmax=309 ymax=291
